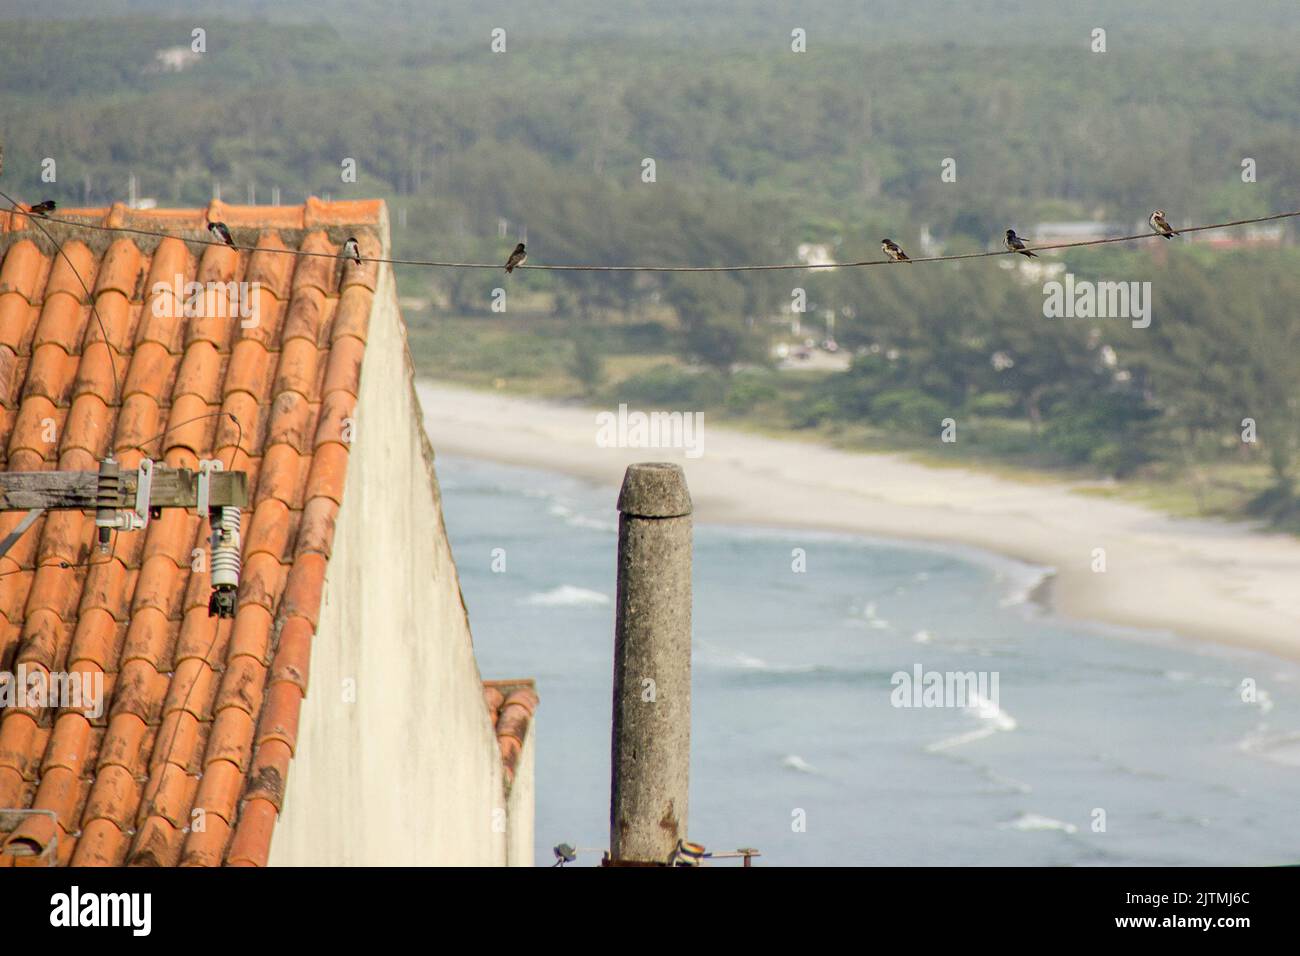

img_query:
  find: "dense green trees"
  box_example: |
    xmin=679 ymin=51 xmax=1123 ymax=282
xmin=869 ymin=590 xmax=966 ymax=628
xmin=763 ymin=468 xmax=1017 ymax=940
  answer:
xmin=2 ymin=13 xmax=1297 ymax=522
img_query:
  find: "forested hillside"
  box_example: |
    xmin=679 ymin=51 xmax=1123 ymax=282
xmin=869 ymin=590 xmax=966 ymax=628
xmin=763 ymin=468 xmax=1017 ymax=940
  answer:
xmin=1 ymin=7 xmax=1298 ymax=525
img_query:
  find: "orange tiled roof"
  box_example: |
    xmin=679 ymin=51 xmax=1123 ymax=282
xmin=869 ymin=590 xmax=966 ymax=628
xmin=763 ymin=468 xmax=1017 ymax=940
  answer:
xmin=0 ymin=198 xmax=384 ymax=866
xmin=482 ymin=679 xmax=538 ymax=789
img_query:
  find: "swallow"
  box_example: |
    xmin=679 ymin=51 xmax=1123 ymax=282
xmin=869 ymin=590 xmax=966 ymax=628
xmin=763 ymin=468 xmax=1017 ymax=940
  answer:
xmin=1149 ymin=209 xmax=1179 ymax=239
xmin=28 ymin=200 xmax=56 ymax=217
xmin=881 ymin=238 xmax=909 ymax=262
xmin=504 ymin=242 xmax=527 ymax=274
xmin=207 ymin=221 xmax=236 ymax=247
xmin=1004 ymin=229 xmax=1038 ymax=258
xmin=342 ymin=236 xmax=362 ymax=265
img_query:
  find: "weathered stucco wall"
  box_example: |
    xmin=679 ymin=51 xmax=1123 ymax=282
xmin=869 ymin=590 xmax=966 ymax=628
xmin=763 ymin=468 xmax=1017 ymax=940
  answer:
xmin=506 ymin=721 xmax=536 ymax=866
xmin=269 ymin=220 xmax=531 ymax=865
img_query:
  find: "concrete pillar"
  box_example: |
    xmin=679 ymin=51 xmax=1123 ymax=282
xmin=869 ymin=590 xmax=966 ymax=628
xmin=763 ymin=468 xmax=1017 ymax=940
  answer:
xmin=609 ymin=462 xmax=693 ymax=863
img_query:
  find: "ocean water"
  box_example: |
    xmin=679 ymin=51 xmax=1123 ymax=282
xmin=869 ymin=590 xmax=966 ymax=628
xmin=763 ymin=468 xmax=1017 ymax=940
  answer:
xmin=435 ymin=454 xmax=1300 ymax=867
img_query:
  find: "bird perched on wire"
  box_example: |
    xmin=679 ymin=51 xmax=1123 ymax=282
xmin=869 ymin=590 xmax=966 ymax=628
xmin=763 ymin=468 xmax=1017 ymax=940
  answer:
xmin=1149 ymin=209 xmax=1179 ymax=239
xmin=28 ymin=200 xmax=56 ymax=217
xmin=504 ymin=242 xmax=527 ymax=274
xmin=1004 ymin=229 xmax=1038 ymax=258
xmin=208 ymin=221 xmax=236 ymax=247
xmin=342 ymin=236 xmax=362 ymax=265
xmin=552 ymin=843 xmax=577 ymax=866
xmin=881 ymin=238 xmax=910 ymax=262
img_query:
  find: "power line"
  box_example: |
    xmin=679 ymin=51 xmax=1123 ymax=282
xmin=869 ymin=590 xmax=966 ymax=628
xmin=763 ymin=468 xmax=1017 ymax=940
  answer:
xmin=5 ymin=203 xmax=1297 ymax=273
xmin=0 ymin=189 xmax=123 ymax=402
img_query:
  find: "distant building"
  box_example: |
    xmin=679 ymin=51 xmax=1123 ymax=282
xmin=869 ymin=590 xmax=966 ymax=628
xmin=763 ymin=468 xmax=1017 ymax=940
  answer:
xmin=1031 ymin=221 xmax=1127 ymax=249
xmin=796 ymin=243 xmax=837 ymax=270
xmin=1188 ymin=224 xmax=1287 ymax=249
xmin=148 ymin=47 xmax=203 ymax=73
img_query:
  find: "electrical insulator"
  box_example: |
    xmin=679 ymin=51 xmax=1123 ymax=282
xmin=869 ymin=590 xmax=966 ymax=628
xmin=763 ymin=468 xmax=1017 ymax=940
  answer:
xmin=208 ymin=505 xmax=241 ymax=619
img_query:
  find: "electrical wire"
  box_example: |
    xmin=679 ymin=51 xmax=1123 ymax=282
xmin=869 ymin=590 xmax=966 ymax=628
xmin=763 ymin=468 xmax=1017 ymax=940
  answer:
xmin=6 ymin=202 xmax=1298 ymax=272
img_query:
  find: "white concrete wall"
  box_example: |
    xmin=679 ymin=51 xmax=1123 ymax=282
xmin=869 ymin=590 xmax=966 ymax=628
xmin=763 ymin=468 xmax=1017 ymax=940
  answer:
xmin=269 ymin=226 xmax=532 ymax=865
xmin=506 ymin=721 xmax=536 ymax=866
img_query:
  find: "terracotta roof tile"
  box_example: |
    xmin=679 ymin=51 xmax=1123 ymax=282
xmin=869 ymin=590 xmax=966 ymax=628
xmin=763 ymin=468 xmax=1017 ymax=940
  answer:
xmin=121 ymin=607 xmax=175 ymax=672
xmin=206 ymin=707 xmax=255 ymax=772
xmin=482 ymin=679 xmax=539 ymax=789
xmin=282 ymin=287 xmax=330 ymax=346
xmin=265 ymin=391 xmax=316 ymax=454
xmin=16 ymin=608 xmax=64 ymax=671
xmin=279 ymin=553 xmax=326 ymax=627
xmin=331 ymin=286 xmax=374 ymax=344
xmin=111 ymin=659 xmax=169 ymax=724
xmin=0 ymin=240 xmax=48 ymax=301
xmin=289 ymin=232 xmax=338 ymax=298
xmin=256 ymin=681 xmax=302 ymax=754
xmin=45 ymin=242 xmax=98 ymax=303
xmin=322 ymin=333 xmax=366 ymax=399
xmin=128 ymin=814 xmax=184 ymax=866
xmin=179 ymin=811 xmax=231 ymax=867
xmin=239 ymin=287 xmax=286 ymax=350
xmin=192 ymin=758 xmax=242 ymax=825
xmin=314 ymin=391 xmax=354 ymax=451
xmin=225 ymin=795 xmax=275 ymax=866
xmin=154 ymin=700 xmax=204 ymax=761
xmin=94 ymin=239 xmax=145 ymax=300
xmin=255 ymin=443 xmax=305 ymax=508
xmin=228 ymin=608 xmax=273 ymax=667
xmin=269 ymin=616 xmax=312 ymax=695
xmin=295 ymin=496 xmax=338 ymax=559
xmin=72 ymin=816 xmax=131 ymax=866
xmin=0 ymin=713 xmax=42 ymax=777
xmin=67 ymin=607 xmax=117 ymax=670
xmin=33 ymin=294 xmax=86 ymax=354
xmin=305 ymin=442 xmax=349 ymax=506
xmin=274 ymin=338 xmax=320 ymax=400
xmin=245 ymin=233 xmax=294 ymax=301
xmin=95 ymin=713 xmax=148 ymax=773
xmin=0 ymin=199 xmax=393 ymax=866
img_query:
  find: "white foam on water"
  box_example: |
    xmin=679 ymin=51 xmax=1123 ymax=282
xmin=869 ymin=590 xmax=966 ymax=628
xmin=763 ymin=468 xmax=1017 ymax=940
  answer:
xmin=999 ymin=813 xmax=1078 ymax=834
xmin=926 ymin=691 xmax=1017 ymax=752
xmin=782 ymin=754 xmax=817 ymax=774
xmin=522 ymin=585 xmax=611 ymax=607
xmin=1238 ymin=728 xmax=1300 ymax=766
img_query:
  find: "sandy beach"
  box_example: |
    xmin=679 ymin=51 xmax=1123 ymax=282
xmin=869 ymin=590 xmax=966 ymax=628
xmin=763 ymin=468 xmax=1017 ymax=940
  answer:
xmin=417 ymin=380 xmax=1300 ymax=663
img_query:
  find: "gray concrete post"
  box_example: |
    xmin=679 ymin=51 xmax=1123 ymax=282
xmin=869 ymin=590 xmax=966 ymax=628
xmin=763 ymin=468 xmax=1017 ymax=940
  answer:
xmin=609 ymin=462 xmax=693 ymax=864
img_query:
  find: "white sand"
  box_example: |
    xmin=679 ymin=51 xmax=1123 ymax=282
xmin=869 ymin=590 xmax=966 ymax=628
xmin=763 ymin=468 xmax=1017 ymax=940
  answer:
xmin=417 ymin=381 xmax=1300 ymax=662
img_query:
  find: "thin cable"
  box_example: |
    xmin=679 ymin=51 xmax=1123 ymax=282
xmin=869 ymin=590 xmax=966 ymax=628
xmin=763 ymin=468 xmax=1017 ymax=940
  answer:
xmin=0 ymin=190 xmax=122 ymax=400
xmin=9 ymin=204 xmax=1299 ymax=272
xmin=132 ymin=410 xmax=246 ymax=471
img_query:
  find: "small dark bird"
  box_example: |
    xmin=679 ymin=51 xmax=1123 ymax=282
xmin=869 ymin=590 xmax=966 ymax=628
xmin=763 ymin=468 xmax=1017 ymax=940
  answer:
xmin=1005 ymin=229 xmax=1038 ymax=258
xmin=504 ymin=242 xmax=527 ymax=274
xmin=208 ymin=221 xmax=236 ymax=247
xmin=1149 ymin=209 xmax=1179 ymax=239
xmin=342 ymin=236 xmax=362 ymax=265
xmin=552 ymin=843 xmax=577 ymax=866
xmin=28 ymin=200 xmax=56 ymax=216
xmin=881 ymin=238 xmax=909 ymax=262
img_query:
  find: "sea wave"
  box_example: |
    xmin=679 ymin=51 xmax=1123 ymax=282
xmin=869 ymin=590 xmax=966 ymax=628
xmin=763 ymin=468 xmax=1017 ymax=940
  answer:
xmin=925 ymin=692 xmax=1017 ymax=752
xmin=781 ymin=754 xmax=818 ymax=774
xmin=548 ymin=502 xmax=617 ymax=533
xmin=1238 ymin=728 xmax=1300 ymax=766
xmin=998 ymin=813 xmax=1078 ymax=834
xmin=522 ymin=585 xmax=611 ymax=607
xmin=996 ymin=563 xmax=1055 ymax=609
